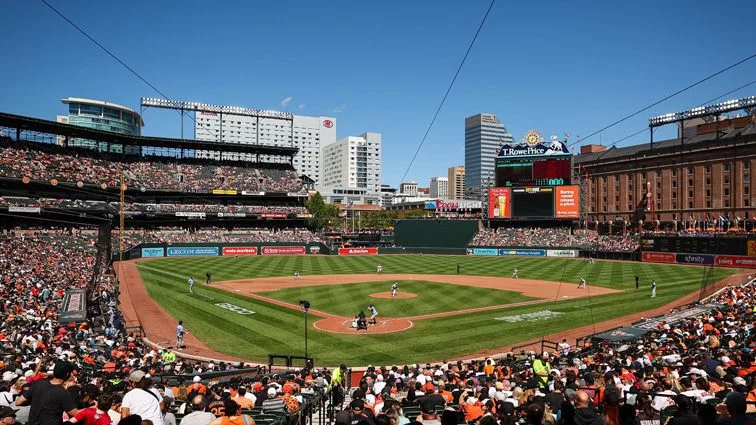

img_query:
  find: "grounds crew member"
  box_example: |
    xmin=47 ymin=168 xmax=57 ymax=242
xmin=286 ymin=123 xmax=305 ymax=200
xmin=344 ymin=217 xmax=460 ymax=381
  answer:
xmin=533 ymin=352 xmax=552 ymax=390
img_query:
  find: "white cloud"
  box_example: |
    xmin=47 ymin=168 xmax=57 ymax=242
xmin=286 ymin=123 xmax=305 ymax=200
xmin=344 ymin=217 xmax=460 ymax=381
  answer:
xmin=333 ymin=104 xmax=346 ymax=113
xmin=298 ymin=104 xmax=306 ymax=110
xmin=280 ymin=96 xmax=293 ymax=108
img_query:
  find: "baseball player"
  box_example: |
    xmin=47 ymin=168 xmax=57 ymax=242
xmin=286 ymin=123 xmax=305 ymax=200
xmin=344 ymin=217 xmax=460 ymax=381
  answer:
xmin=368 ymin=303 xmax=378 ymax=325
xmin=391 ymin=282 xmax=398 ymax=297
xmin=377 ymin=263 xmax=382 ymax=274
xmin=188 ymin=276 xmax=195 ymax=293
xmin=206 ymin=271 xmax=212 ymax=285
xmin=512 ymin=268 xmax=519 ymax=279
xmin=588 ymin=256 xmax=595 ymax=264
xmin=176 ymin=320 xmax=187 ymax=349
xmin=294 ymin=270 xmax=301 ymax=280
xmin=578 ymin=277 xmax=587 ymax=289
xmin=651 ymin=281 xmax=657 ymax=298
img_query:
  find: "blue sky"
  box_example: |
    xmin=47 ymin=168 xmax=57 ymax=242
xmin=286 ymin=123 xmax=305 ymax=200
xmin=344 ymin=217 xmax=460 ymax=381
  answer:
xmin=1 ymin=0 xmax=754 ymax=187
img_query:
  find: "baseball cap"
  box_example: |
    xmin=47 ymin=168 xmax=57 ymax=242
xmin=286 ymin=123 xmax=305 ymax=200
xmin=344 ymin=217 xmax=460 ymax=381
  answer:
xmin=193 ymin=376 xmax=201 ymax=383
xmin=283 ymin=384 xmax=293 ymax=394
xmin=350 ymin=399 xmax=365 ymax=411
xmin=53 ymin=361 xmax=74 ymax=379
xmin=128 ymin=370 xmax=146 ymax=383
xmin=542 ymin=352 xmax=549 ymax=358
xmin=0 ymin=406 xmax=17 ymax=418
xmin=267 ymin=387 xmax=277 ymax=397
xmin=2 ymin=371 xmax=18 ymax=382
xmin=420 ymin=398 xmax=437 ymax=414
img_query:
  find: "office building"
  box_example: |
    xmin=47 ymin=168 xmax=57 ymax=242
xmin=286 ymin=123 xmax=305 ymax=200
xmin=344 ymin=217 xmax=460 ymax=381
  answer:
xmin=194 ymin=107 xmax=336 ymax=185
xmin=430 ymin=177 xmax=448 ymax=199
xmin=400 ymin=181 xmax=418 ymax=197
xmin=57 ymin=97 xmax=143 ymax=151
xmin=380 ymin=184 xmax=397 ymax=207
xmin=465 ymin=113 xmax=513 ymax=197
xmin=448 ymin=166 xmax=465 ymax=200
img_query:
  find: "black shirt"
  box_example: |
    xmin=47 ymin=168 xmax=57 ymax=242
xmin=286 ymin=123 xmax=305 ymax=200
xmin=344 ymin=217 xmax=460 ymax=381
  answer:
xmin=22 ymin=379 xmax=77 ymax=425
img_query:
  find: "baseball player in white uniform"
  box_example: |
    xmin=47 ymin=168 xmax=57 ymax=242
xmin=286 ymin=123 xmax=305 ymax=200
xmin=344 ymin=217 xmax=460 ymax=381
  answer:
xmin=512 ymin=268 xmax=519 ymax=279
xmin=368 ymin=303 xmax=378 ymax=325
xmin=391 ymin=282 xmax=398 ymax=297
xmin=377 ymin=263 xmax=382 ymax=274
xmin=188 ymin=276 xmax=195 ymax=293
xmin=578 ymin=277 xmax=587 ymax=289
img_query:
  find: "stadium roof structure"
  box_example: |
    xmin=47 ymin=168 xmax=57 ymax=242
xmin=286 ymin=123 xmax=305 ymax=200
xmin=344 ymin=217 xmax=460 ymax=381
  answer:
xmin=0 ymin=112 xmax=298 ymax=157
xmin=574 ymin=120 xmax=755 ymax=165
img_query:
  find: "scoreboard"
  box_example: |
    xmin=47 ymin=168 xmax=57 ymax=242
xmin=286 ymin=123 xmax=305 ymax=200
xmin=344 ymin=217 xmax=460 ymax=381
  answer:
xmin=488 ymin=186 xmax=579 ymax=220
xmin=640 ymin=236 xmax=748 ymax=255
xmin=495 ymin=156 xmax=572 ymax=187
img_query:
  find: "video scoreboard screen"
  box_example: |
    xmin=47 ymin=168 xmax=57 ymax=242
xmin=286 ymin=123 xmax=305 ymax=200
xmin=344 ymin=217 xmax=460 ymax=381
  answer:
xmin=488 ymin=186 xmax=579 ymax=220
xmin=495 ymin=156 xmax=572 ymax=187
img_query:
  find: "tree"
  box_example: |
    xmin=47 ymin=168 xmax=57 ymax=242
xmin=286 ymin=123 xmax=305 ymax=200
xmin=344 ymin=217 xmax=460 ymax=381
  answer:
xmin=304 ymin=192 xmax=339 ymax=230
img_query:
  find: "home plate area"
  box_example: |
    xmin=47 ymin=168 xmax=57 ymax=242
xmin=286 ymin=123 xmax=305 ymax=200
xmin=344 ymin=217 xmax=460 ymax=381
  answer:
xmin=313 ymin=317 xmax=414 ymax=334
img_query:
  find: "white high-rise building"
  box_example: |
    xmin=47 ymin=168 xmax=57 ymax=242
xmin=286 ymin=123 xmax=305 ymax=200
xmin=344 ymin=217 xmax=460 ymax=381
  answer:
xmin=465 ymin=113 xmax=513 ymax=197
xmin=430 ymin=177 xmax=448 ymax=199
xmin=321 ymin=132 xmax=382 ymax=194
xmin=193 ymin=109 xmax=336 ymax=185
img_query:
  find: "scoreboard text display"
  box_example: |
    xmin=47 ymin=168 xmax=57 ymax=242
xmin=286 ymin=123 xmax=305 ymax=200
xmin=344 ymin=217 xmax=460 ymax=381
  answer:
xmin=489 ymin=185 xmax=580 ymax=220
xmin=495 ymin=156 xmax=571 ymax=187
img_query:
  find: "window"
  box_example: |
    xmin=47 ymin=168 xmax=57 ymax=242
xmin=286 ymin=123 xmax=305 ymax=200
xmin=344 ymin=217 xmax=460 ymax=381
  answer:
xmin=706 ymin=201 xmax=711 ymax=208
xmin=705 ymin=165 xmax=711 ymax=174
xmin=672 ymin=169 xmax=677 ymax=177
xmin=687 ymin=167 xmax=693 ymax=176
xmin=746 ymin=186 xmax=750 ymax=195
xmin=672 ymin=191 xmax=677 ymax=199
xmin=724 ymin=176 xmax=730 ymax=184
xmin=744 ymin=161 xmax=750 ymax=170
xmin=656 ymin=182 xmax=661 ymax=189
xmin=688 ymin=201 xmax=694 ymax=209
xmin=724 ymin=188 xmax=730 ymax=196
xmin=724 ymin=200 xmax=730 ymax=208
xmin=746 ymin=199 xmax=751 ymax=207
xmin=672 ymin=201 xmax=677 ymax=209
xmin=724 ymin=163 xmax=730 ymax=172
xmin=706 ymin=189 xmax=711 ymax=197
xmin=672 ymin=180 xmax=677 ymax=188
xmin=656 ymin=193 xmax=661 ymax=200
xmin=688 ymin=190 xmax=694 ymax=198
xmin=688 ymin=179 xmax=693 ymax=187
xmin=706 ymin=177 xmax=711 ymax=186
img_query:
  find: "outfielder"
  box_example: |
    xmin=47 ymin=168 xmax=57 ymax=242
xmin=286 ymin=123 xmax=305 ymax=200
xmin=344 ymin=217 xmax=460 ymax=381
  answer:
xmin=588 ymin=256 xmax=595 ymax=264
xmin=651 ymin=281 xmax=657 ymax=298
xmin=368 ymin=303 xmax=378 ymax=325
xmin=578 ymin=277 xmax=587 ymax=289
xmin=512 ymin=268 xmax=519 ymax=279
xmin=391 ymin=282 xmax=398 ymax=297
xmin=377 ymin=263 xmax=382 ymax=274
xmin=188 ymin=276 xmax=195 ymax=293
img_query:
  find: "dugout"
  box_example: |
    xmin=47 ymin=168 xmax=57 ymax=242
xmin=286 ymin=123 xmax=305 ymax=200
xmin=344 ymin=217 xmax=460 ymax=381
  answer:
xmin=394 ymin=219 xmax=478 ymax=248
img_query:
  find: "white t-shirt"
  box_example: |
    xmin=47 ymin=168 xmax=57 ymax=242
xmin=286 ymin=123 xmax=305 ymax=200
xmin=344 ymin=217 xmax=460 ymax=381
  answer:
xmin=108 ymin=408 xmax=121 ymax=425
xmin=123 ymin=388 xmax=165 ymax=425
xmin=651 ymin=390 xmax=676 ymax=411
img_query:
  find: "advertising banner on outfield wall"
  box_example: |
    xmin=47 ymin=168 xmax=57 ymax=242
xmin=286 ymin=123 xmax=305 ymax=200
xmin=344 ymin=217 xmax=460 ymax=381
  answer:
xmin=175 ymin=212 xmax=206 ymax=218
xmin=546 ymin=249 xmax=578 ymax=258
xmin=472 ymin=248 xmax=499 ymax=256
xmin=716 ymin=255 xmax=756 ymax=268
xmin=166 ymin=247 xmax=219 ymax=256
xmin=676 ymin=253 xmax=715 ymax=265
xmin=141 ymin=247 xmax=165 ymax=258
xmin=499 ymin=249 xmax=546 ymax=257
xmin=222 ymin=247 xmax=258 ymax=256
xmin=641 ymin=252 xmax=675 ymax=263
xmin=8 ymin=206 xmax=41 ymax=213
xmin=261 ymin=246 xmax=305 ymax=255
xmin=338 ymin=247 xmax=379 ymax=255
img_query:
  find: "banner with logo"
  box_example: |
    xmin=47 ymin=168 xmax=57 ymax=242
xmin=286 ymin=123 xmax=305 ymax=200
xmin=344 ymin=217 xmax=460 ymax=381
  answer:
xmin=222 ymin=247 xmax=258 ymax=256
xmin=498 ymin=249 xmax=546 ymax=257
xmin=488 ymin=188 xmax=511 ymax=219
xmin=472 ymin=248 xmax=499 ymax=256
xmin=748 ymin=240 xmax=756 ymax=257
xmin=211 ymin=189 xmax=237 ymax=195
xmin=641 ymin=252 xmax=675 ymax=263
xmin=141 ymin=247 xmax=165 ymax=258
xmin=261 ymin=246 xmax=305 ymax=255
xmin=546 ymin=249 xmax=578 ymax=258
xmin=175 ymin=212 xmax=206 ymax=218
xmin=217 ymin=212 xmax=246 ymax=218
xmin=338 ymin=247 xmax=379 ymax=255
xmin=309 ymin=246 xmax=321 ymax=254
xmin=676 ymin=253 xmax=715 ymax=265
xmin=8 ymin=206 xmax=41 ymax=213
xmin=166 ymin=247 xmax=219 ymax=257
xmin=554 ymin=186 xmax=579 ymax=218
xmin=260 ymin=214 xmax=287 ymax=219
xmin=715 ymin=255 xmax=756 ymax=268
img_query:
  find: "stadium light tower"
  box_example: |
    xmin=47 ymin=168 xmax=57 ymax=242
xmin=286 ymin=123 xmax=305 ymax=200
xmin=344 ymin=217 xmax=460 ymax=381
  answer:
xmin=299 ymin=300 xmax=311 ymax=362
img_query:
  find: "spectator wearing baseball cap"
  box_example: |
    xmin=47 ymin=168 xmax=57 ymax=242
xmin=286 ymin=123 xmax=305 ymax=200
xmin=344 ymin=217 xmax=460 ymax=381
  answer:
xmin=0 ymin=406 xmax=17 ymax=424
xmin=335 ymin=399 xmax=374 ymax=425
xmin=262 ymin=387 xmax=285 ymax=414
xmin=15 ymin=360 xmax=79 ymax=425
xmin=121 ymin=370 xmax=164 ymax=425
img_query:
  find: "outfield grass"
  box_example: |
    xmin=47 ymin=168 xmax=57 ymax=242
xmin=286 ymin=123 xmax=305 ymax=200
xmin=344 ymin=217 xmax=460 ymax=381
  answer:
xmin=135 ymin=255 xmax=734 ymax=365
xmin=259 ymin=280 xmax=535 ymax=317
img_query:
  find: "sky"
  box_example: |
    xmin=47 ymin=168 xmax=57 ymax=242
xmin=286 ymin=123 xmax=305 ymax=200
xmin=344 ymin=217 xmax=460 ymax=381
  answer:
xmin=1 ymin=0 xmax=755 ymax=187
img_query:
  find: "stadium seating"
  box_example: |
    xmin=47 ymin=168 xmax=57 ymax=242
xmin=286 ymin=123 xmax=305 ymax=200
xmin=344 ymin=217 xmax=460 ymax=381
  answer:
xmin=471 ymin=227 xmax=640 ymax=252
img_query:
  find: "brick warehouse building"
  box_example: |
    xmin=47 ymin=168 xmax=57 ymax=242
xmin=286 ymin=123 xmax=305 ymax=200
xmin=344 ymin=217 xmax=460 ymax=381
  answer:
xmin=574 ymin=114 xmax=756 ymax=226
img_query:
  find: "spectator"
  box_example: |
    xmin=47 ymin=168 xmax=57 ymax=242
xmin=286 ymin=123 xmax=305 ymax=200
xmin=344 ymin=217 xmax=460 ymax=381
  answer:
xmin=178 ymin=395 xmax=215 ymax=425
xmin=15 ymin=360 xmax=79 ymax=425
xmin=121 ymin=371 xmax=164 ymax=425
xmin=574 ymin=391 xmax=604 ymax=425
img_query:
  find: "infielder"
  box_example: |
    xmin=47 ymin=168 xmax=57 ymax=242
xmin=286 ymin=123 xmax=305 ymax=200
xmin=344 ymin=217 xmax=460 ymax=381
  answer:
xmin=188 ymin=276 xmax=195 ymax=293
xmin=512 ymin=268 xmax=519 ymax=279
xmin=651 ymin=281 xmax=657 ymax=298
xmin=391 ymin=282 xmax=398 ymax=297
xmin=368 ymin=303 xmax=378 ymax=325
xmin=294 ymin=270 xmax=301 ymax=280
xmin=578 ymin=277 xmax=587 ymax=289
xmin=176 ymin=320 xmax=186 ymax=349
xmin=377 ymin=263 xmax=382 ymax=274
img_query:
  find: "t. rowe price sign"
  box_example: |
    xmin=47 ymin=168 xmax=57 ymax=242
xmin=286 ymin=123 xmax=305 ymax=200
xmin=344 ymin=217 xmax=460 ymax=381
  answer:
xmin=716 ymin=255 xmax=756 ymax=268
xmin=642 ymin=252 xmax=676 ymax=263
xmin=338 ymin=247 xmax=379 ymax=255
xmin=260 ymin=246 xmax=305 ymax=255
xmin=222 ymin=246 xmax=258 ymax=256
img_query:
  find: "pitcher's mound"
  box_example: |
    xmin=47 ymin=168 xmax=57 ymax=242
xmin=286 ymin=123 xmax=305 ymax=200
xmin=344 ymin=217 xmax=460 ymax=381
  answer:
xmin=369 ymin=292 xmax=417 ymax=299
xmin=313 ymin=317 xmax=414 ymax=334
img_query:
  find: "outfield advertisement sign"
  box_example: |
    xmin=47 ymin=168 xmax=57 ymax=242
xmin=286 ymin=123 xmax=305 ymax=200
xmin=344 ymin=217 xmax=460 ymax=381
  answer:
xmin=472 ymin=248 xmax=499 ymax=256
xmin=166 ymin=247 xmax=219 ymax=257
xmin=141 ymin=247 xmax=165 ymax=258
xmin=338 ymin=247 xmax=379 ymax=255
xmin=716 ymin=255 xmax=756 ymax=268
xmin=222 ymin=247 xmax=258 ymax=256
xmin=546 ymin=249 xmax=578 ymax=258
xmin=676 ymin=253 xmax=715 ymax=265
xmin=641 ymin=252 xmax=676 ymax=263
xmin=499 ymin=249 xmax=546 ymax=257
xmin=261 ymin=246 xmax=305 ymax=255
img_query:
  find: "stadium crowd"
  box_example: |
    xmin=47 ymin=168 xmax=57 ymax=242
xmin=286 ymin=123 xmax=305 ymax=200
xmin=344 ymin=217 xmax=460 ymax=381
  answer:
xmin=471 ymin=228 xmax=640 ymax=252
xmin=0 ymin=144 xmax=304 ymax=193
xmin=113 ymin=227 xmax=323 ymax=251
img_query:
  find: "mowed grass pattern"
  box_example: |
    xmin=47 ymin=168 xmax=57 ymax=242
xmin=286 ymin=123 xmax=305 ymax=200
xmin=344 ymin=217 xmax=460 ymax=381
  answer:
xmin=136 ymin=255 xmax=734 ymax=365
xmin=259 ymin=280 xmax=535 ymax=317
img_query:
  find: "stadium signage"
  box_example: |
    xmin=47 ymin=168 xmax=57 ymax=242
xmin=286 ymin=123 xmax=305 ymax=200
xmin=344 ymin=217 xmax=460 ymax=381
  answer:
xmin=211 ymin=189 xmax=237 ymax=195
xmin=214 ymin=303 xmax=255 ymax=315
xmin=166 ymin=247 xmax=219 ymax=257
xmin=497 ymin=138 xmax=570 ymax=158
xmin=338 ymin=247 xmax=379 ymax=255
xmin=488 ymin=188 xmax=511 ymax=219
xmin=241 ymin=191 xmax=265 ymax=196
xmin=676 ymin=253 xmax=714 ymax=265
xmin=260 ymin=214 xmax=287 ymax=219
xmin=471 ymin=248 xmax=498 ymax=256
xmin=715 ymin=255 xmax=756 ymax=268
xmin=494 ymin=310 xmax=563 ymax=323
xmin=222 ymin=247 xmax=258 ymax=256
xmin=175 ymin=212 xmax=206 ymax=218
xmin=498 ymin=249 xmax=546 ymax=257
xmin=8 ymin=206 xmax=41 ymax=213
xmin=217 ymin=212 xmax=246 ymax=217
xmin=141 ymin=247 xmax=165 ymax=258
xmin=297 ymin=213 xmax=313 ymax=218
xmin=261 ymin=246 xmax=306 ymax=255
xmin=641 ymin=252 xmax=675 ymax=263
xmin=309 ymin=246 xmax=321 ymax=254
xmin=59 ymin=289 xmax=88 ymax=323
xmin=546 ymin=249 xmax=578 ymax=258
xmin=555 ymin=186 xmax=579 ymax=218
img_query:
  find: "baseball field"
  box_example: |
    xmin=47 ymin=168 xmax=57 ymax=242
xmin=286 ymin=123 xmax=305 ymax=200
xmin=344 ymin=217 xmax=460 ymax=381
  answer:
xmin=125 ymin=255 xmax=735 ymax=366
